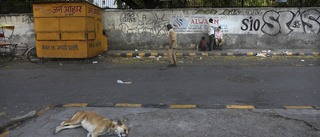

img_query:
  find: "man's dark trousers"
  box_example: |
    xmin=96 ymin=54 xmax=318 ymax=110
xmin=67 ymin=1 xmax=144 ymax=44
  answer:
xmin=209 ymin=34 xmax=215 ymax=51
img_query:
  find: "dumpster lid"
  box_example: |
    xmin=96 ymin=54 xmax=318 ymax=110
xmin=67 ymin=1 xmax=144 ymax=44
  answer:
xmin=30 ymin=0 xmax=101 ymax=9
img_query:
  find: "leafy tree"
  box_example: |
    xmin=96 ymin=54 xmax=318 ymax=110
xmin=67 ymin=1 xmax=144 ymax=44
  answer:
xmin=0 ymin=0 xmax=32 ymax=14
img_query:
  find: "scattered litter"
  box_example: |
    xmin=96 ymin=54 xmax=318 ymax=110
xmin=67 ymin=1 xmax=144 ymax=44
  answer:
xmin=0 ymin=112 xmax=7 ymax=116
xmin=157 ymin=56 xmax=162 ymax=60
xmin=92 ymin=61 xmax=98 ymax=64
xmin=179 ymin=61 xmax=184 ymax=63
xmin=149 ymin=56 xmax=156 ymax=58
xmin=262 ymin=50 xmax=271 ymax=53
xmin=200 ymin=57 xmax=202 ymax=60
xmin=133 ymin=57 xmax=136 ymax=59
xmin=135 ymin=49 xmax=138 ymax=51
xmin=256 ymin=53 xmax=266 ymax=57
xmin=309 ymin=64 xmax=313 ymax=66
xmin=182 ymin=58 xmax=185 ymax=59
xmin=283 ymin=51 xmax=289 ymax=53
xmin=301 ymin=60 xmax=305 ymax=62
xmin=117 ymin=80 xmax=132 ymax=85
xmin=136 ymin=56 xmax=141 ymax=59
xmin=59 ymin=63 xmax=63 ymax=65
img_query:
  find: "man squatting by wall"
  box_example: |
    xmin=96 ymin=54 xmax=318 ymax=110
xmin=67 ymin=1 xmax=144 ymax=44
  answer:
xmin=207 ymin=18 xmax=218 ymax=51
xmin=167 ymin=24 xmax=177 ymax=67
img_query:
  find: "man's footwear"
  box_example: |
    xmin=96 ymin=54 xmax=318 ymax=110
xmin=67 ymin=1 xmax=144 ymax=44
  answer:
xmin=173 ymin=64 xmax=177 ymax=67
xmin=167 ymin=64 xmax=174 ymax=67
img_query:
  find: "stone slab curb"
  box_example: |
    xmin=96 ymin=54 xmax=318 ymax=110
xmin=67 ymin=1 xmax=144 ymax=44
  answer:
xmin=106 ymin=52 xmax=320 ymax=57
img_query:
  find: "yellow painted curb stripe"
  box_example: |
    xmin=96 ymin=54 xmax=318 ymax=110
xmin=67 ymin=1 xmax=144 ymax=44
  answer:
xmin=215 ymin=53 xmax=221 ymax=56
xmin=164 ymin=53 xmax=168 ymax=56
xmin=273 ymin=53 xmax=278 ymax=56
xmin=189 ymin=53 xmax=196 ymax=56
xmin=202 ymin=53 xmax=208 ymax=56
xmin=114 ymin=53 xmax=121 ymax=56
xmin=0 ymin=131 xmax=10 ymax=137
xmin=63 ymin=103 xmax=88 ymax=107
xmin=138 ymin=53 xmax=145 ymax=57
xmin=227 ymin=53 xmax=233 ymax=56
xmin=284 ymin=106 xmax=314 ymax=109
xmin=126 ymin=53 xmax=132 ymax=57
xmin=312 ymin=52 xmax=319 ymax=55
xmin=261 ymin=53 xmax=267 ymax=56
xmin=299 ymin=53 xmax=305 ymax=56
xmin=170 ymin=105 xmax=196 ymax=109
xmin=151 ymin=53 xmax=158 ymax=56
xmin=176 ymin=53 xmax=183 ymax=56
xmin=115 ymin=103 xmax=141 ymax=108
xmin=226 ymin=105 xmax=255 ymax=109
xmin=247 ymin=52 xmax=254 ymax=56
xmin=286 ymin=52 xmax=293 ymax=56
xmin=36 ymin=105 xmax=55 ymax=116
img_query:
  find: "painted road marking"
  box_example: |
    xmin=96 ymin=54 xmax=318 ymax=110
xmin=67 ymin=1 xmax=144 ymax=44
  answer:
xmin=151 ymin=53 xmax=158 ymax=56
xmin=247 ymin=52 xmax=254 ymax=56
xmin=36 ymin=105 xmax=55 ymax=115
xmin=170 ymin=105 xmax=196 ymax=109
xmin=139 ymin=53 xmax=145 ymax=57
xmin=226 ymin=105 xmax=255 ymax=109
xmin=115 ymin=103 xmax=141 ymax=108
xmin=0 ymin=131 xmax=10 ymax=137
xmin=126 ymin=53 xmax=133 ymax=57
xmin=63 ymin=103 xmax=88 ymax=107
xmin=284 ymin=106 xmax=314 ymax=109
xmin=202 ymin=53 xmax=208 ymax=56
xmin=176 ymin=53 xmax=183 ymax=56
xmin=286 ymin=52 xmax=293 ymax=56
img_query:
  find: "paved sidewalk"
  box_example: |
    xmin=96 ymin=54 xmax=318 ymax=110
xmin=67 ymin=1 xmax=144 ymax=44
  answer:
xmin=2 ymin=106 xmax=320 ymax=137
xmin=106 ymin=49 xmax=320 ymax=57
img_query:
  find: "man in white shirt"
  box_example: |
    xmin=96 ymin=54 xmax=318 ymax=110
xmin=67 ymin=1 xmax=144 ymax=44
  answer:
xmin=207 ymin=18 xmax=218 ymax=51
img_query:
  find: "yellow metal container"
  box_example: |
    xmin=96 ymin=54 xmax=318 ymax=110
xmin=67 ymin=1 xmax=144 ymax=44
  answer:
xmin=33 ymin=1 xmax=107 ymax=58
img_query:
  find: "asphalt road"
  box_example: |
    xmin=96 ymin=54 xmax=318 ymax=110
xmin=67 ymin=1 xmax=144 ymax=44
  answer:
xmin=0 ymin=55 xmax=320 ymax=127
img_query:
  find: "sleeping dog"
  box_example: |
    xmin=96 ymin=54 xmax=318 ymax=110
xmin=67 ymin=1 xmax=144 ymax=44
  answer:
xmin=54 ymin=111 xmax=129 ymax=137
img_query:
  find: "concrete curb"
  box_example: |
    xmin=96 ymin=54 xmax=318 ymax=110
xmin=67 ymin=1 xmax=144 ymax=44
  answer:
xmin=41 ymin=103 xmax=319 ymax=111
xmin=1 ymin=103 xmax=318 ymax=136
xmin=106 ymin=52 xmax=320 ymax=57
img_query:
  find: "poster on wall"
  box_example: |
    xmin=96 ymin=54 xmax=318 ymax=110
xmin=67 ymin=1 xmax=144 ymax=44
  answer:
xmin=170 ymin=15 xmax=262 ymax=34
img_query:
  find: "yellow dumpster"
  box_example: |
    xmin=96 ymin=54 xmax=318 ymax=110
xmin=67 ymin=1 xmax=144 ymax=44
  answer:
xmin=32 ymin=0 xmax=107 ymax=58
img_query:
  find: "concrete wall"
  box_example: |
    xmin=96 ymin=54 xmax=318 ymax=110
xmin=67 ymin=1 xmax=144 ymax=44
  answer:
xmin=103 ymin=8 xmax=320 ymax=50
xmin=1 ymin=8 xmax=320 ymax=50
xmin=0 ymin=13 xmax=35 ymax=47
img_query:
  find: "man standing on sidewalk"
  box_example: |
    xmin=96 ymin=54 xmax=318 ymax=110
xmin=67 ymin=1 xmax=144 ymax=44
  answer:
xmin=207 ymin=18 xmax=218 ymax=51
xmin=167 ymin=24 xmax=177 ymax=67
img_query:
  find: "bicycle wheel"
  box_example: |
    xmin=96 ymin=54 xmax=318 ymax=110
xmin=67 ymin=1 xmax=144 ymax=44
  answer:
xmin=0 ymin=45 xmax=15 ymax=62
xmin=1 ymin=54 xmax=14 ymax=62
xmin=26 ymin=47 xmax=40 ymax=63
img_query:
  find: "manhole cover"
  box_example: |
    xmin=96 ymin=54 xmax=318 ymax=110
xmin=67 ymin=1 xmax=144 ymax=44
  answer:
xmin=226 ymin=75 xmax=261 ymax=83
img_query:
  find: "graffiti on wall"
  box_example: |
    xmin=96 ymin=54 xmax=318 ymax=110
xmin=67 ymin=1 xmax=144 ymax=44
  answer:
xmin=261 ymin=9 xmax=320 ymax=35
xmin=118 ymin=11 xmax=169 ymax=35
xmin=175 ymin=9 xmax=320 ymax=35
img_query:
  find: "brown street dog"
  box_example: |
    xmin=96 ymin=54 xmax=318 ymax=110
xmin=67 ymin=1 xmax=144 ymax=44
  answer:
xmin=54 ymin=111 xmax=130 ymax=137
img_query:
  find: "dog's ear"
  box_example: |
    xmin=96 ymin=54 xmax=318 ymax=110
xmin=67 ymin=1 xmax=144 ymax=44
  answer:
xmin=117 ymin=118 xmax=123 ymax=125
